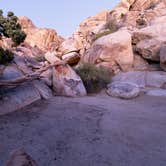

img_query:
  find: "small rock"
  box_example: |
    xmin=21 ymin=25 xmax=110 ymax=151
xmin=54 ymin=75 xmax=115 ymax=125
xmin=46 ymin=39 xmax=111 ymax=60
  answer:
xmin=62 ymin=52 xmax=80 ymax=65
xmin=45 ymin=52 xmax=60 ymax=64
xmin=59 ymin=37 xmax=80 ymax=54
xmin=6 ymin=148 xmax=38 ymax=166
xmin=107 ymin=81 xmax=140 ymax=99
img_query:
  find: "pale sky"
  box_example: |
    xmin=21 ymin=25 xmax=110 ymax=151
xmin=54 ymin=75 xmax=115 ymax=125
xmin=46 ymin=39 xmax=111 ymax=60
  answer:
xmin=0 ymin=0 xmax=119 ymax=37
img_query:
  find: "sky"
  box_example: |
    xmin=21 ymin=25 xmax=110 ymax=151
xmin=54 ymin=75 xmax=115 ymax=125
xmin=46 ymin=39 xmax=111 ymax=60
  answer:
xmin=0 ymin=0 xmax=119 ymax=37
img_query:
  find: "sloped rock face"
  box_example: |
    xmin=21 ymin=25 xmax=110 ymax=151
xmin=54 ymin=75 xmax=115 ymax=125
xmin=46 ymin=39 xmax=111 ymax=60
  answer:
xmin=81 ymin=30 xmax=134 ymax=73
xmin=18 ymin=16 xmax=64 ymax=52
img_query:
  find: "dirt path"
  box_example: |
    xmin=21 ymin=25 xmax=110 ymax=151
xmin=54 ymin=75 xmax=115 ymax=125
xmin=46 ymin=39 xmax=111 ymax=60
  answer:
xmin=0 ymin=94 xmax=166 ymax=166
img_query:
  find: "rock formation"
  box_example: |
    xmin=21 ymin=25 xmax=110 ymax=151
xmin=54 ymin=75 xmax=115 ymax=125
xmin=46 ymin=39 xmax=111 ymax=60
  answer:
xmin=1 ymin=0 xmax=166 ymax=112
xmin=18 ymin=16 xmax=64 ymax=52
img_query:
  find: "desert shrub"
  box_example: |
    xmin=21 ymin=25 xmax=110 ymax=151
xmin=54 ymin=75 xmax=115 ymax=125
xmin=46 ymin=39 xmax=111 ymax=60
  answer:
xmin=0 ymin=47 xmax=14 ymax=64
xmin=75 ymin=63 xmax=111 ymax=93
xmin=105 ymin=20 xmax=118 ymax=32
xmin=93 ymin=19 xmax=118 ymax=41
xmin=34 ymin=55 xmax=46 ymax=62
xmin=0 ymin=9 xmax=26 ymax=46
xmin=93 ymin=30 xmax=113 ymax=41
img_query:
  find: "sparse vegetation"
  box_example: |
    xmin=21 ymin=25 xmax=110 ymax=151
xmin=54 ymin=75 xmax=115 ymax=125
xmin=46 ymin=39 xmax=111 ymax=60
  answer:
xmin=93 ymin=20 xmax=118 ymax=41
xmin=0 ymin=47 xmax=14 ymax=64
xmin=34 ymin=55 xmax=46 ymax=62
xmin=93 ymin=29 xmax=113 ymax=41
xmin=105 ymin=20 xmax=118 ymax=32
xmin=0 ymin=9 xmax=26 ymax=46
xmin=75 ymin=63 xmax=111 ymax=93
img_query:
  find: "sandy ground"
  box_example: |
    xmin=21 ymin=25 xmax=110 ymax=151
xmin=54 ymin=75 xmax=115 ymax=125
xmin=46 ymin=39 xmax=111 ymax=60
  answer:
xmin=0 ymin=94 xmax=166 ymax=166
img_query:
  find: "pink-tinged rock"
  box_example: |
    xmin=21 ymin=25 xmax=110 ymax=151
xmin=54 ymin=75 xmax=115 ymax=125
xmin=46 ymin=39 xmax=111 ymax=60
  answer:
xmin=18 ymin=16 xmax=64 ymax=52
xmin=81 ymin=30 xmax=134 ymax=72
xmin=52 ymin=62 xmax=87 ymax=97
xmin=44 ymin=52 xmax=60 ymax=64
xmin=62 ymin=52 xmax=80 ymax=65
xmin=59 ymin=37 xmax=80 ymax=54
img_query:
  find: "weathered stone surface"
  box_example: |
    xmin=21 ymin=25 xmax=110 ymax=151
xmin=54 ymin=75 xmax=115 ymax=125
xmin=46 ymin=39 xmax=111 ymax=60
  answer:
xmin=81 ymin=30 xmax=134 ymax=73
xmin=44 ymin=52 xmax=60 ymax=64
xmin=15 ymin=43 xmax=44 ymax=58
xmin=146 ymin=89 xmax=166 ymax=97
xmin=132 ymin=22 xmax=166 ymax=62
xmin=150 ymin=15 xmax=166 ymax=26
xmin=112 ymin=71 xmax=146 ymax=88
xmin=0 ymin=37 xmax=13 ymax=50
xmin=18 ymin=16 xmax=63 ymax=52
xmin=14 ymin=56 xmax=33 ymax=74
xmin=73 ymin=10 xmax=108 ymax=54
xmin=0 ymin=83 xmax=41 ymax=116
xmin=130 ymin=0 xmax=161 ymax=11
xmin=52 ymin=63 xmax=87 ymax=97
xmin=136 ymin=38 xmax=162 ymax=61
xmin=106 ymin=0 xmax=165 ymax=30
xmin=107 ymin=81 xmax=140 ymax=99
xmin=132 ymin=23 xmax=166 ymax=45
xmin=62 ymin=52 xmax=80 ymax=65
xmin=133 ymin=54 xmax=149 ymax=71
xmin=18 ymin=16 xmax=36 ymax=29
xmin=160 ymin=45 xmax=166 ymax=71
xmin=1 ymin=65 xmax=23 ymax=80
xmin=6 ymin=149 xmax=38 ymax=166
xmin=112 ymin=71 xmax=166 ymax=88
xmin=33 ymin=80 xmax=53 ymax=100
xmin=146 ymin=71 xmax=166 ymax=88
xmin=40 ymin=68 xmax=53 ymax=87
xmin=59 ymin=37 xmax=80 ymax=54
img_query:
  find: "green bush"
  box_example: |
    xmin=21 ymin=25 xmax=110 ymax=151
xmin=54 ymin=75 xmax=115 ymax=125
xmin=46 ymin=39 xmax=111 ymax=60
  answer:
xmin=0 ymin=9 xmax=26 ymax=46
xmin=93 ymin=30 xmax=113 ymax=41
xmin=93 ymin=20 xmax=118 ymax=41
xmin=75 ymin=63 xmax=111 ymax=93
xmin=0 ymin=47 xmax=14 ymax=64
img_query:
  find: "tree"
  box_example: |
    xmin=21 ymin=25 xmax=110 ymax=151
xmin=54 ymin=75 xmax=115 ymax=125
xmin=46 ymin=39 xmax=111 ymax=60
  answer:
xmin=0 ymin=9 xmax=26 ymax=46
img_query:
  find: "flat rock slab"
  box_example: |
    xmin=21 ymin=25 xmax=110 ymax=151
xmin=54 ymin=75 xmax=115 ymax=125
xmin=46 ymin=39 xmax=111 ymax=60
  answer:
xmin=112 ymin=71 xmax=166 ymax=88
xmin=0 ymin=83 xmax=41 ymax=116
xmin=146 ymin=89 xmax=166 ymax=97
